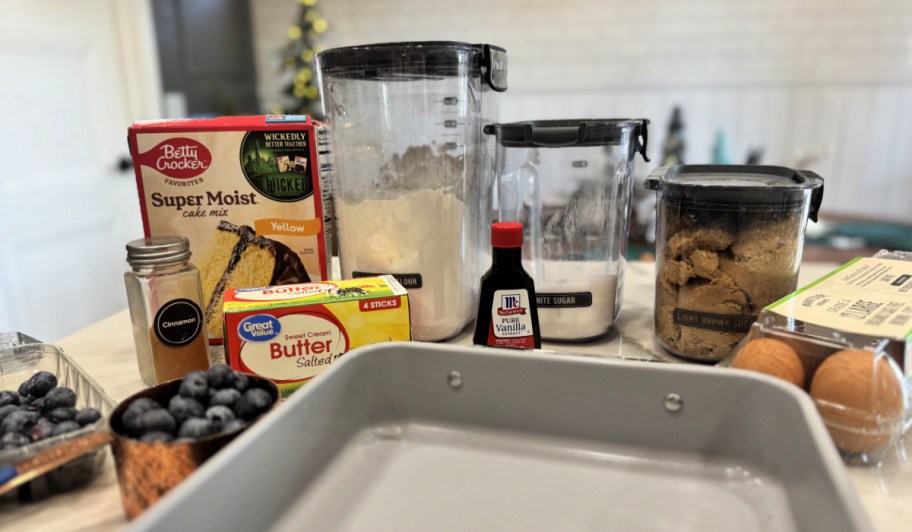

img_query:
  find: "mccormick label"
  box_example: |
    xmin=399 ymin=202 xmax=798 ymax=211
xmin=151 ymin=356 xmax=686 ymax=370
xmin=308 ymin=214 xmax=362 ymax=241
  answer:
xmin=488 ymin=289 xmax=535 ymax=348
xmin=222 ymin=276 xmax=410 ymax=397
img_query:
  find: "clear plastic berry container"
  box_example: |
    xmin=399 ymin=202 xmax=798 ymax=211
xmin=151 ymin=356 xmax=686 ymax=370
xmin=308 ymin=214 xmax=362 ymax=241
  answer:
xmin=0 ymin=341 xmax=115 ymax=501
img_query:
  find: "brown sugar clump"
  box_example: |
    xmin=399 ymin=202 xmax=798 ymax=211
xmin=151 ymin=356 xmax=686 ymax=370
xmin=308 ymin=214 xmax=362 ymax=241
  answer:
xmin=689 ymin=249 xmax=719 ymax=279
xmin=732 ymin=338 xmax=806 ymax=387
xmin=667 ymin=225 xmax=733 ymax=258
xmin=810 ymin=349 xmax=905 ymax=454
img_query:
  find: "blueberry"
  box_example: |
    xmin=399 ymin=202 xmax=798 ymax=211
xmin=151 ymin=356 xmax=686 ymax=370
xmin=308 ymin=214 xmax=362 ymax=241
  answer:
xmin=127 ymin=397 xmax=161 ymax=413
xmin=168 ymin=395 xmax=205 ymax=423
xmin=48 ymin=407 xmax=78 ymax=423
xmin=1 ymin=410 xmax=39 ymax=434
xmin=205 ymin=405 xmax=235 ymax=429
xmin=210 ymin=388 xmax=241 ymax=408
xmin=0 ymin=390 xmax=21 ymax=407
xmin=121 ymin=398 xmax=161 ymax=437
xmin=30 ymin=418 xmax=56 ymax=442
xmin=1 ymin=431 xmax=30 ymax=449
xmin=234 ymin=388 xmax=273 ymax=421
xmin=232 ymin=372 xmax=250 ymax=393
xmin=44 ymin=387 xmax=77 ymax=410
xmin=75 ymin=407 xmax=102 ymax=426
xmin=139 ymin=431 xmax=174 ymax=444
xmin=18 ymin=394 xmax=32 ymax=406
xmin=26 ymin=371 xmax=57 ymax=398
xmin=0 ymin=404 xmax=20 ymax=424
xmin=206 ymin=364 xmax=233 ymax=389
xmin=177 ymin=418 xmax=214 ymax=439
xmin=139 ymin=409 xmax=177 ymax=435
xmin=220 ymin=418 xmax=246 ymax=434
xmin=18 ymin=380 xmax=30 ymax=397
xmin=30 ymin=397 xmax=46 ymax=412
xmin=51 ymin=420 xmax=81 ymax=436
xmin=179 ymin=371 xmax=209 ymax=402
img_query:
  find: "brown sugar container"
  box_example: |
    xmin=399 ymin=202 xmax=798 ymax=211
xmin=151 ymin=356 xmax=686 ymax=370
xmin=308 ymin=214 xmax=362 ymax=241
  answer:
xmin=644 ymin=165 xmax=823 ymax=362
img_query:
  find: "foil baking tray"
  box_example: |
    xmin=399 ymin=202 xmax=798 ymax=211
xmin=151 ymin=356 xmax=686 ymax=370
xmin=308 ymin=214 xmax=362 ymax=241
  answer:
xmin=133 ymin=342 xmax=872 ymax=531
xmin=0 ymin=341 xmax=115 ymax=501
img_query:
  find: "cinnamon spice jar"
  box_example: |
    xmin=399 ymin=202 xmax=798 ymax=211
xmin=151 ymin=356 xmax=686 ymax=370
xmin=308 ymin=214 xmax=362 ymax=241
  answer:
xmin=125 ymin=236 xmax=210 ymax=385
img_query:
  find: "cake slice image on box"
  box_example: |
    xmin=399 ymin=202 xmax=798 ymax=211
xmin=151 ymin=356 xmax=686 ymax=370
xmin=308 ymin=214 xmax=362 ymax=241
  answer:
xmin=197 ymin=221 xmax=310 ymax=339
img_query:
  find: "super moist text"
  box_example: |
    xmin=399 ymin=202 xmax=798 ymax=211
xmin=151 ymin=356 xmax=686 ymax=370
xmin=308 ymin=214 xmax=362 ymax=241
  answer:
xmin=150 ymin=190 xmax=259 ymax=211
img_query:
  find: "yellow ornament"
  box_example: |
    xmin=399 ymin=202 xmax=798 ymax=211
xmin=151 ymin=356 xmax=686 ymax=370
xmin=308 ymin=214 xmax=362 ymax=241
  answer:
xmin=306 ymin=10 xmax=319 ymax=23
xmin=297 ymin=67 xmax=313 ymax=82
xmin=301 ymin=49 xmax=315 ymax=62
xmin=287 ymin=26 xmax=302 ymax=40
xmin=305 ymin=86 xmax=319 ymax=99
xmin=293 ymin=85 xmax=307 ymax=98
xmin=300 ymin=0 xmax=317 ymax=5
xmin=313 ymin=19 xmax=328 ymax=33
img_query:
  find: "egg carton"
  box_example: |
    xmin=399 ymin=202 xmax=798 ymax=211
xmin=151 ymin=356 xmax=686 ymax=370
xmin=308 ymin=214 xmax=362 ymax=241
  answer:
xmin=724 ymin=315 xmax=908 ymax=465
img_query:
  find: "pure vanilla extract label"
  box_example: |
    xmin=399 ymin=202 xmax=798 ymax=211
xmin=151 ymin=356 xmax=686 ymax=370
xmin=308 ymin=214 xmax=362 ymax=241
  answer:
xmin=488 ymin=289 xmax=535 ymax=348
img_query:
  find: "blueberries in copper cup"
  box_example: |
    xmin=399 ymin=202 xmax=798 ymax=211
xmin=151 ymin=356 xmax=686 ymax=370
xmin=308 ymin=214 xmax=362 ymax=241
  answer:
xmin=115 ymin=364 xmax=276 ymax=443
xmin=108 ymin=364 xmax=278 ymax=520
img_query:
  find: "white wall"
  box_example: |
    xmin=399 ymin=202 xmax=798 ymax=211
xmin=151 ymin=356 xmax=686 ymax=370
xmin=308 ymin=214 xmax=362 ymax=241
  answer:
xmin=251 ymin=0 xmax=912 ymax=222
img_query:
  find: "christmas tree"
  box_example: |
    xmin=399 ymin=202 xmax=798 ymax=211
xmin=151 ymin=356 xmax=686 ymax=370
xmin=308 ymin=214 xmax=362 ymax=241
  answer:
xmin=277 ymin=0 xmax=329 ymax=117
xmin=661 ymin=106 xmax=686 ymax=165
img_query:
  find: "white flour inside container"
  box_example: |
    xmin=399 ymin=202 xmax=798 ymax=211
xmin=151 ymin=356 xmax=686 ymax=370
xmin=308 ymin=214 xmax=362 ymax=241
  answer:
xmin=335 ymin=147 xmax=481 ymax=341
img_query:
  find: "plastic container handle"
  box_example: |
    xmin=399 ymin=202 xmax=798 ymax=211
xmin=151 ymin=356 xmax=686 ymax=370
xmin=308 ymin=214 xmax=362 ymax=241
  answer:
xmin=525 ymin=124 xmax=584 ymax=147
xmin=795 ymin=170 xmax=824 ymax=222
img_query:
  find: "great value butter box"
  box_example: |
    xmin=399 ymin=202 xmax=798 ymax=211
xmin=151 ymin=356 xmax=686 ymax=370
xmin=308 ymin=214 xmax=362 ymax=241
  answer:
xmin=128 ymin=115 xmax=333 ymax=344
xmin=222 ymin=276 xmax=411 ymax=397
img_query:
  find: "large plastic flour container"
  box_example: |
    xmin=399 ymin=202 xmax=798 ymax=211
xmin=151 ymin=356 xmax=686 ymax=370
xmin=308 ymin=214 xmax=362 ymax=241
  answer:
xmin=317 ymin=41 xmax=508 ymax=341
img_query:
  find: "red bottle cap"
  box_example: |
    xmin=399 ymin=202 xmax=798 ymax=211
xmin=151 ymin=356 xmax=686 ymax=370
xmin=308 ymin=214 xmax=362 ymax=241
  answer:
xmin=491 ymin=222 xmax=523 ymax=248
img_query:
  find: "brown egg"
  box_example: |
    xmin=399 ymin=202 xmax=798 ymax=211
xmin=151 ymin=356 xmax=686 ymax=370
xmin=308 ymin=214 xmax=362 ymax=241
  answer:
xmin=732 ymin=338 xmax=805 ymax=388
xmin=809 ymin=349 xmax=905 ymax=454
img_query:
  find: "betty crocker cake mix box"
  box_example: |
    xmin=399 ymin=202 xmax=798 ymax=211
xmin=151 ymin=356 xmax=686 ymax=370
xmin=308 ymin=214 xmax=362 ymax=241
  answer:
xmin=222 ymin=276 xmax=411 ymax=397
xmin=128 ymin=115 xmax=333 ymax=344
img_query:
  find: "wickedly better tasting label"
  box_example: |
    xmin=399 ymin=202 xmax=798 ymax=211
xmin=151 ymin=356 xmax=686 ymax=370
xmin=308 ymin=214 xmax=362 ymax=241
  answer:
xmin=488 ymin=289 xmax=535 ymax=348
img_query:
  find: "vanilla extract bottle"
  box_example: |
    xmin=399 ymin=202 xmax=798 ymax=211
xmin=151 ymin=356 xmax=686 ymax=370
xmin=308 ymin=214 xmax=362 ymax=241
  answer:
xmin=473 ymin=222 xmax=542 ymax=349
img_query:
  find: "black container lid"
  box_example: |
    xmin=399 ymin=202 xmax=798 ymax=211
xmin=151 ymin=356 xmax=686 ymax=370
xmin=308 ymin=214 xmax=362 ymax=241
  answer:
xmin=483 ymin=119 xmax=650 ymax=161
xmin=644 ymin=165 xmax=825 ymax=221
xmin=316 ymin=41 xmax=507 ymax=91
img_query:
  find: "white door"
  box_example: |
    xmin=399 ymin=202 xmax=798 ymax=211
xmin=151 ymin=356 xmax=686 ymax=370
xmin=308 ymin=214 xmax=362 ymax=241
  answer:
xmin=0 ymin=0 xmax=162 ymax=341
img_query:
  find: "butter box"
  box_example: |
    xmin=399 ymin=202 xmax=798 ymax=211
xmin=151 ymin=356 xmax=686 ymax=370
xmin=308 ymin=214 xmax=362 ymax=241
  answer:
xmin=128 ymin=115 xmax=333 ymax=344
xmin=222 ymin=276 xmax=410 ymax=397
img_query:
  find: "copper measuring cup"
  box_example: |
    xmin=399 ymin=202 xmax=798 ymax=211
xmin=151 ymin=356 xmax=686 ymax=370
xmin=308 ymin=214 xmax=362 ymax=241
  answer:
xmin=0 ymin=374 xmax=278 ymax=519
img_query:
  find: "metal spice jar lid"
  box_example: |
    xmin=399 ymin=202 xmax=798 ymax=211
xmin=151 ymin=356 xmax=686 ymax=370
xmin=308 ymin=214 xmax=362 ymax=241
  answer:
xmin=126 ymin=236 xmax=192 ymax=266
